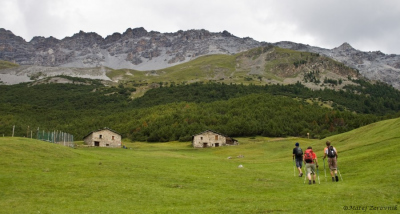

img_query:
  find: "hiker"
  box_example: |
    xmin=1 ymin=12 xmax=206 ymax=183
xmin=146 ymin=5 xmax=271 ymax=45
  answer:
xmin=323 ymin=141 xmax=339 ymax=182
xmin=292 ymin=142 xmax=303 ymax=177
xmin=304 ymin=146 xmax=318 ymax=185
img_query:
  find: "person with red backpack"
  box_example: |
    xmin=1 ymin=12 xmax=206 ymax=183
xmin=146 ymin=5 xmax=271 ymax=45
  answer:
xmin=303 ymin=146 xmax=318 ymax=185
xmin=323 ymin=141 xmax=339 ymax=182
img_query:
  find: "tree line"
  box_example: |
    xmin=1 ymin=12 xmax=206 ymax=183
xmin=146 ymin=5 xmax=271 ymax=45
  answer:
xmin=1 ymin=77 xmax=399 ymax=142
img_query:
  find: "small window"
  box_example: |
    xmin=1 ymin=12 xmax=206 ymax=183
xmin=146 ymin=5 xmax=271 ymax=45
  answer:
xmin=99 ymin=135 xmax=103 ymax=139
xmin=112 ymin=136 xmax=115 ymax=140
xmin=106 ymin=144 xmax=109 ymax=147
xmin=200 ymin=137 xmax=203 ymax=140
xmin=215 ymin=135 xmax=218 ymax=140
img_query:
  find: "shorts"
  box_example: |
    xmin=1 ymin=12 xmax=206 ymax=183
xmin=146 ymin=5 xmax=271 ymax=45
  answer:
xmin=328 ymin=157 xmax=337 ymax=170
xmin=305 ymin=163 xmax=316 ymax=175
xmin=295 ymin=159 xmax=303 ymax=168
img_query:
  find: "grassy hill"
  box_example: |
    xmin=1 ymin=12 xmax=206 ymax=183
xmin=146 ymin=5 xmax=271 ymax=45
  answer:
xmin=108 ymin=46 xmax=360 ymax=97
xmin=1 ymin=118 xmax=399 ymax=213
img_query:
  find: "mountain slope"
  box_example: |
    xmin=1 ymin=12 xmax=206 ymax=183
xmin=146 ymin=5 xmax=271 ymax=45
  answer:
xmin=322 ymin=117 xmax=400 ymax=190
xmin=1 ymin=27 xmax=400 ymax=89
xmin=107 ymin=46 xmax=360 ymax=95
xmin=1 ymin=45 xmax=361 ymax=93
xmin=274 ymin=41 xmax=400 ymax=89
xmin=0 ymin=28 xmax=400 ymax=89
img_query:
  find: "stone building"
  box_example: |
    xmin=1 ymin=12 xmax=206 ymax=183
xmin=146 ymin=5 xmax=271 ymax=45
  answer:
xmin=192 ymin=130 xmax=238 ymax=148
xmin=83 ymin=127 xmax=122 ymax=148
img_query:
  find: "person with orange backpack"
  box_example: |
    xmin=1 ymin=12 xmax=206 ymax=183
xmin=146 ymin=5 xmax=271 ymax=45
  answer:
xmin=303 ymin=146 xmax=318 ymax=185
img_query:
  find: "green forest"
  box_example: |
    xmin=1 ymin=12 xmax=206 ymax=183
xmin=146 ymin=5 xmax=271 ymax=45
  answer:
xmin=1 ymin=76 xmax=400 ymax=142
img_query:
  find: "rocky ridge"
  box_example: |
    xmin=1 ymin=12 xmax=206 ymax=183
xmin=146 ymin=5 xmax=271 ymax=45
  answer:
xmin=273 ymin=41 xmax=400 ymax=89
xmin=0 ymin=28 xmax=261 ymax=70
xmin=1 ymin=27 xmax=400 ymax=89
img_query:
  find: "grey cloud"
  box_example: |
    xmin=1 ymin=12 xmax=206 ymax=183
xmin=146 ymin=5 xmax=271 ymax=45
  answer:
xmin=270 ymin=0 xmax=400 ymax=53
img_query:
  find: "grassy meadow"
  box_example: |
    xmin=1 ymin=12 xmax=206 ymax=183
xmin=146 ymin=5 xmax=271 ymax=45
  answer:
xmin=1 ymin=118 xmax=399 ymax=213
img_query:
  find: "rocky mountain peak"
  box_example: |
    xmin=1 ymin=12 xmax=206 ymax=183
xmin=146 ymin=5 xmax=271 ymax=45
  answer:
xmin=30 ymin=36 xmax=60 ymax=46
xmin=338 ymin=42 xmax=355 ymax=50
xmin=334 ymin=42 xmax=356 ymax=52
xmin=104 ymin=32 xmax=122 ymax=43
xmin=67 ymin=30 xmax=103 ymax=40
xmin=221 ymin=30 xmax=235 ymax=37
xmin=0 ymin=28 xmax=25 ymax=42
xmin=122 ymin=27 xmax=149 ymax=38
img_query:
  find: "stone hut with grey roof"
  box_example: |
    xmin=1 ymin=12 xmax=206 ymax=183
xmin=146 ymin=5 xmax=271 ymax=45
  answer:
xmin=192 ymin=130 xmax=238 ymax=148
xmin=83 ymin=127 xmax=121 ymax=148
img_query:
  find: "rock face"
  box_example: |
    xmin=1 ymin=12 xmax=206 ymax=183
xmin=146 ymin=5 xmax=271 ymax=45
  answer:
xmin=0 ymin=28 xmax=262 ymax=70
xmin=273 ymin=41 xmax=400 ymax=89
xmin=1 ymin=27 xmax=400 ymax=89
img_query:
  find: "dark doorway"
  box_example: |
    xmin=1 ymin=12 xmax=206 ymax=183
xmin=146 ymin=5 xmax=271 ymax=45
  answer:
xmin=215 ymin=143 xmax=220 ymax=147
xmin=94 ymin=141 xmax=100 ymax=147
xmin=203 ymin=143 xmax=208 ymax=148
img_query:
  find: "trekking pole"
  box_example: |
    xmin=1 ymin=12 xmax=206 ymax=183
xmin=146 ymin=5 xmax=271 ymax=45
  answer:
xmin=324 ymin=159 xmax=327 ymax=182
xmin=293 ymin=159 xmax=295 ymax=177
xmin=317 ymin=167 xmax=320 ymax=184
xmin=337 ymin=167 xmax=343 ymax=181
xmin=303 ymin=164 xmax=307 ymax=184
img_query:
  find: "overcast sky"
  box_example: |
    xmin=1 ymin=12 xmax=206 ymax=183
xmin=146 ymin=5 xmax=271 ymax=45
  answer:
xmin=1 ymin=0 xmax=399 ymax=54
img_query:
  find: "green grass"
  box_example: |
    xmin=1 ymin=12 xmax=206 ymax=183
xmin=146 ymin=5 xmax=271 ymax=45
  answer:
xmin=1 ymin=118 xmax=399 ymax=213
xmin=108 ymin=54 xmax=238 ymax=86
xmin=0 ymin=60 xmax=19 ymax=70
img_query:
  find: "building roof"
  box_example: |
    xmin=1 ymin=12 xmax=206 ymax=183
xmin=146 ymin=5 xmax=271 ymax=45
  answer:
xmin=193 ymin=129 xmax=237 ymax=141
xmin=193 ymin=129 xmax=222 ymax=136
xmin=82 ymin=127 xmax=121 ymax=140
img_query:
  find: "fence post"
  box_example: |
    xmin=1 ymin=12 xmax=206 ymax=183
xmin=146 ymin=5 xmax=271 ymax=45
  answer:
xmin=36 ymin=129 xmax=74 ymax=147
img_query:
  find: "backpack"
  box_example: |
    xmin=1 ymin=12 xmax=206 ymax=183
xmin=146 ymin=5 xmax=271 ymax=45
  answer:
xmin=327 ymin=146 xmax=336 ymax=158
xmin=295 ymin=147 xmax=303 ymax=157
xmin=304 ymin=149 xmax=313 ymax=163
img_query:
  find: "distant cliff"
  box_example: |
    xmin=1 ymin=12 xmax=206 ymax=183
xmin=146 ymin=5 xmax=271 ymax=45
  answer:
xmin=0 ymin=28 xmax=262 ymax=70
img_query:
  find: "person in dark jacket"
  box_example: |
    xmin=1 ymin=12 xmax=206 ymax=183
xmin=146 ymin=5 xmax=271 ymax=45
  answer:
xmin=292 ymin=142 xmax=303 ymax=177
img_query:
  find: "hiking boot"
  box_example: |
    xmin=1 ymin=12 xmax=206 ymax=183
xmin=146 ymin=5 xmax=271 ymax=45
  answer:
xmin=308 ymin=180 xmax=312 ymax=185
xmin=332 ymin=177 xmax=335 ymax=182
xmin=299 ymin=172 xmax=303 ymax=177
xmin=335 ymin=176 xmax=339 ymax=182
xmin=313 ymin=180 xmax=316 ymax=184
